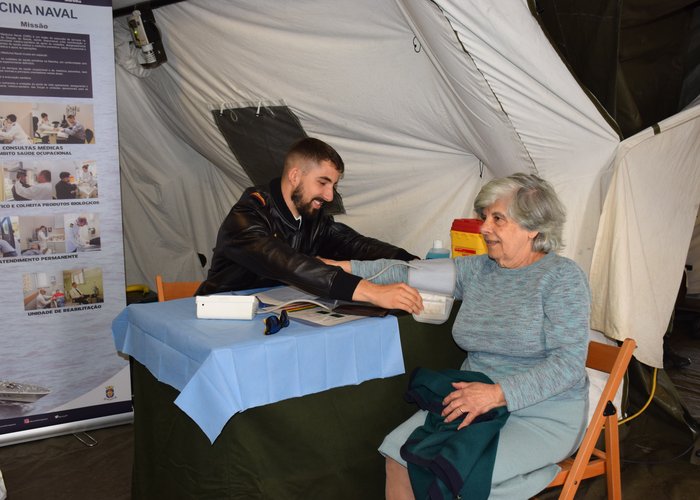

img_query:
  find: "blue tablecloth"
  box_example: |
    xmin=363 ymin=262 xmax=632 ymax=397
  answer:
xmin=112 ymin=298 xmax=405 ymax=442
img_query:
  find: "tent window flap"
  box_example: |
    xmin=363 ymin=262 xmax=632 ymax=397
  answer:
xmin=212 ymin=104 xmax=344 ymax=214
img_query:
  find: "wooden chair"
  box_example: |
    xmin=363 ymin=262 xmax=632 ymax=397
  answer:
xmin=155 ymin=274 xmax=201 ymax=302
xmin=544 ymin=338 xmax=636 ymax=500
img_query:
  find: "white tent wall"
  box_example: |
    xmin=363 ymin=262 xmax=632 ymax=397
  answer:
xmin=113 ymin=0 xmax=699 ymax=367
xmin=432 ymin=0 xmax=619 ymax=270
xmin=114 ymin=0 xmax=619 ymax=290
xmin=115 ymin=53 xmax=236 ymax=285
xmin=590 ymin=103 xmax=700 ymax=367
xmin=114 ymin=0 xmax=499 ymax=288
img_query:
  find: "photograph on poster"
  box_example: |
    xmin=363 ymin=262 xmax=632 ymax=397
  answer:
xmin=0 ymin=102 xmax=33 ymax=145
xmin=22 ymin=266 xmax=104 ymax=312
xmin=74 ymin=160 xmax=98 ymax=198
xmin=0 ymin=215 xmax=20 ymax=257
xmin=63 ymin=267 xmax=104 ymax=307
xmin=16 ymin=215 xmax=66 ymax=255
xmin=64 ymin=212 xmax=101 ymax=253
xmin=22 ymin=269 xmax=67 ymax=311
xmin=30 ymin=103 xmax=95 ymax=144
xmin=0 ymin=213 xmax=102 ymax=256
xmin=1 ymin=159 xmax=99 ymax=202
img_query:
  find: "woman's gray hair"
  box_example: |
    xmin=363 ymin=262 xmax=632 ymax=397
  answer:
xmin=473 ymin=173 xmax=566 ymax=253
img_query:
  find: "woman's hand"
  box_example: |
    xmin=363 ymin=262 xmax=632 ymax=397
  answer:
xmin=352 ymin=280 xmax=423 ymax=314
xmin=441 ymin=382 xmax=507 ymax=430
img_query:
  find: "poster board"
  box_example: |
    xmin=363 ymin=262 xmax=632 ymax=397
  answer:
xmin=0 ymin=0 xmax=131 ymax=445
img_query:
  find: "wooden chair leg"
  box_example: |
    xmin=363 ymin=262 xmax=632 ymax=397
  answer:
xmin=604 ymin=412 xmax=622 ymax=500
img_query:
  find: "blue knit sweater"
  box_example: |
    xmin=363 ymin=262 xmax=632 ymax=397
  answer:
xmin=351 ymin=252 xmax=590 ymax=411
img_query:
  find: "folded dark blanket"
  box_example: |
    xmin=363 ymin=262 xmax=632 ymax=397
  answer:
xmin=400 ymin=368 xmax=509 ymax=500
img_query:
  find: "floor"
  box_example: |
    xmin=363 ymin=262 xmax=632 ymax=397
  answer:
xmin=0 ymin=319 xmax=698 ymax=500
xmin=667 ymin=309 xmax=700 ymax=418
xmin=0 ymin=424 xmax=132 ymax=500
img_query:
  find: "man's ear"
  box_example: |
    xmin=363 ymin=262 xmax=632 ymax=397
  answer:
xmin=287 ymin=164 xmax=302 ymax=187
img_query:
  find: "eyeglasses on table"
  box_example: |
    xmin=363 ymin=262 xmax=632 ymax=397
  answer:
xmin=263 ymin=309 xmax=290 ymax=335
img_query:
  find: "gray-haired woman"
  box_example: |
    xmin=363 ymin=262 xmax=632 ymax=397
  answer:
xmin=326 ymin=173 xmax=590 ymax=499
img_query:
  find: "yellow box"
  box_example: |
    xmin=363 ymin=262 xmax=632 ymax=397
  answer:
xmin=451 ymin=219 xmax=487 ymax=257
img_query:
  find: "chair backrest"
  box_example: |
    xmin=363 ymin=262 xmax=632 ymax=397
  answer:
xmin=155 ymin=274 xmax=201 ymax=302
xmin=546 ymin=338 xmax=636 ymax=500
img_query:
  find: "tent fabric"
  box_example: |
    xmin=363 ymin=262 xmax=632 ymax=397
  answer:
xmin=114 ymin=0 xmax=618 ymax=287
xmin=113 ymin=0 xmax=697 ymax=366
xmin=408 ymin=0 xmax=619 ymax=269
xmin=687 ymin=214 xmax=700 ymax=294
xmin=590 ymin=102 xmax=700 ymax=367
xmin=114 ymin=0 xmax=491 ymax=285
xmin=211 ymin=104 xmax=306 ymax=187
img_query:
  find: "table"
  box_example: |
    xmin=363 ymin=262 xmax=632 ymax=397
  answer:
xmin=77 ymin=183 xmax=97 ymax=198
xmin=112 ymin=297 xmax=406 ymax=442
xmin=126 ymin=305 xmax=464 ymax=499
xmin=41 ymin=129 xmax=66 ymax=144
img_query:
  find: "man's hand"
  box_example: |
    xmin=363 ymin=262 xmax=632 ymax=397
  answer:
xmin=352 ymin=280 xmax=423 ymax=314
xmin=441 ymin=382 xmax=507 ymax=430
xmin=318 ymin=258 xmax=422 ymax=313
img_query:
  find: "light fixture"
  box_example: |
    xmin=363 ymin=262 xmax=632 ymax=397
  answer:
xmin=127 ymin=8 xmax=167 ymax=68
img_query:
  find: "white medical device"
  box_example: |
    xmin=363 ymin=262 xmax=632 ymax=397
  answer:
xmin=407 ymin=259 xmax=456 ymax=324
xmin=196 ymin=295 xmax=259 ymax=320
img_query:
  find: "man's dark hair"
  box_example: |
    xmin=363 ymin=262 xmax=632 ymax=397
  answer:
xmin=6 ymin=114 xmax=16 ymax=123
xmin=39 ymin=170 xmax=51 ymax=182
xmin=285 ymin=137 xmax=344 ymax=174
xmin=59 ymin=171 xmax=71 ymax=179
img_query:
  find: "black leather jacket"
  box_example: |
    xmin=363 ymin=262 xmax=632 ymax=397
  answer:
xmin=196 ymin=178 xmax=417 ymax=299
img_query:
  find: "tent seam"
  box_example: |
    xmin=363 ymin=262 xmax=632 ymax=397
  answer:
xmin=436 ymin=6 xmax=538 ymax=174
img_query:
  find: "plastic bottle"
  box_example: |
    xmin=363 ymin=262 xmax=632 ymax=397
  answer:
xmin=425 ymin=239 xmax=450 ymax=259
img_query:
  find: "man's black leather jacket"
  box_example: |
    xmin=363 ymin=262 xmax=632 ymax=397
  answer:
xmin=196 ymin=178 xmax=417 ymax=299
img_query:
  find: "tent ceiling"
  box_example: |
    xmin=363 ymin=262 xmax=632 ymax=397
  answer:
xmin=112 ymin=0 xmax=138 ymax=10
xmin=112 ymin=0 xmax=182 ymax=16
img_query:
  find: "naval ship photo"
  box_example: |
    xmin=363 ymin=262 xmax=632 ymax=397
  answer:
xmin=0 ymin=381 xmax=51 ymax=403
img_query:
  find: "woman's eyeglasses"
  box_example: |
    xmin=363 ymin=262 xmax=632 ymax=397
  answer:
xmin=263 ymin=310 xmax=290 ymax=335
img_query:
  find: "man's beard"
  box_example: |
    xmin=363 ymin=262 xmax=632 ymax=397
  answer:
xmin=291 ymin=186 xmax=324 ymax=218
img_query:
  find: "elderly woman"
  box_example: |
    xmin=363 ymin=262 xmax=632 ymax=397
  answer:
xmin=330 ymin=173 xmax=590 ymax=499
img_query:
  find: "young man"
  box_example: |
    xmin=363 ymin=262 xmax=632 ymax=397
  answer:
xmin=37 ymin=112 xmax=55 ymax=143
xmin=61 ymin=114 xmax=86 ymax=143
xmin=68 ymin=282 xmax=89 ymax=304
xmin=196 ymin=137 xmax=422 ymax=311
xmin=55 ymin=171 xmax=77 ymax=199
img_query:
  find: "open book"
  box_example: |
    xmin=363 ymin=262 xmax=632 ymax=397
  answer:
xmin=254 ymin=286 xmax=387 ymax=327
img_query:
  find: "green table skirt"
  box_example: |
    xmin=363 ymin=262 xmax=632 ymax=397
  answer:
xmin=131 ymin=310 xmax=465 ymax=500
